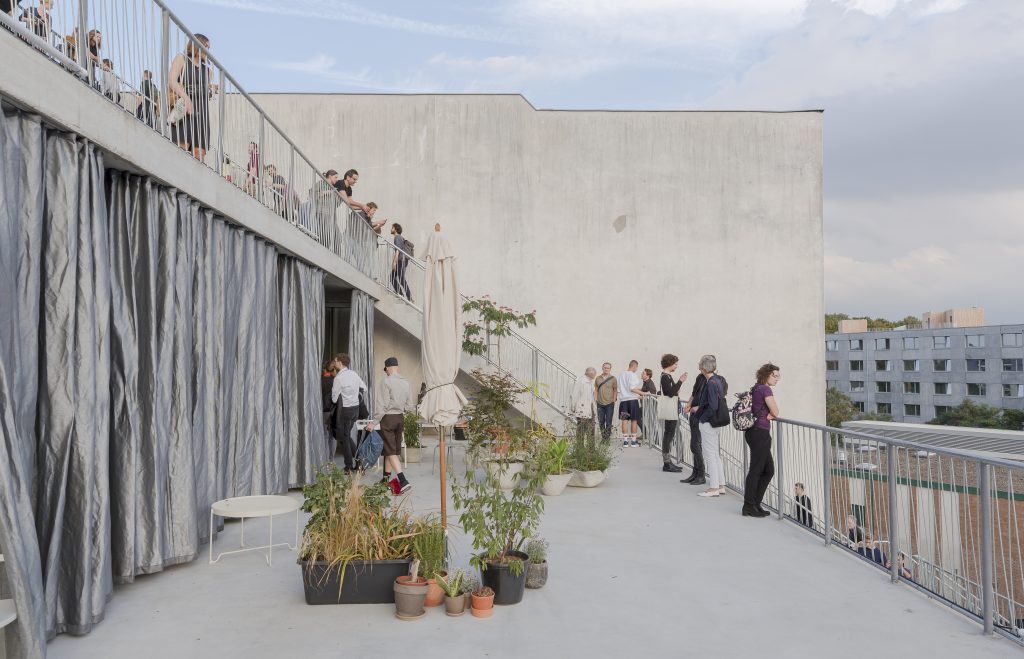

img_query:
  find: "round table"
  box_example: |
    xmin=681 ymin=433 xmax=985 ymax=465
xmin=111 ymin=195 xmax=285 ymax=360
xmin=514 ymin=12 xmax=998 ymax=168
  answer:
xmin=209 ymin=495 xmax=301 ymax=566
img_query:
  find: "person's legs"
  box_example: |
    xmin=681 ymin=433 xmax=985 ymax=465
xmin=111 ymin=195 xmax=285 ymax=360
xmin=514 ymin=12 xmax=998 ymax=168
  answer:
xmin=688 ymin=415 xmax=705 ymax=480
xmin=597 ymin=404 xmax=613 ymax=441
xmin=699 ymin=422 xmax=722 ymax=490
xmin=380 ymin=413 xmax=410 ymax=492
xmin=661 ymin=420 xmax=681 ymax=471
xmin=743 ymin=428 xmax=770 ymax=512
xmin=620 ymin=415 xmax=630 ymax=446
xmin=334 ymin=406 xmax=359 ymax=471
xmin=630 ymin=419 xmax=639 ymax=445
xmin=754 ymin=430 xmax=775 ymax=509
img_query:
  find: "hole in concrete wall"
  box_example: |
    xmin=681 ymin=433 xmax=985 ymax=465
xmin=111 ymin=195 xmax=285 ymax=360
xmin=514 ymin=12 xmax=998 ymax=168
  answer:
xmin=612 ymin=215 xmax=628 ymax=233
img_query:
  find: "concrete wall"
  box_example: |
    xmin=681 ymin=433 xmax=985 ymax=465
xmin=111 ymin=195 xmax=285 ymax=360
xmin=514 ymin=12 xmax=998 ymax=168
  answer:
xmin=255 ymin=94 xmax=826 ymax=423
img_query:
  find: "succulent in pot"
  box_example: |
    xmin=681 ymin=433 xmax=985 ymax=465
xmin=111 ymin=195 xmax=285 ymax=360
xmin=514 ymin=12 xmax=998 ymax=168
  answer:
xmin=437 ymin=569 xmax=468 ymax=616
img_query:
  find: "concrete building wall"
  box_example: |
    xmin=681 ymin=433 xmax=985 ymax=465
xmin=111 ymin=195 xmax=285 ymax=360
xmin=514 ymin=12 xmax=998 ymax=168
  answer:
xmin=253 ymin=94 xmax=826 ymax=423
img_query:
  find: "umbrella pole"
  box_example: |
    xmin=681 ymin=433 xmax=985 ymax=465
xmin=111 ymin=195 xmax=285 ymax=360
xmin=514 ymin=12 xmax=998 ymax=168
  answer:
xmin=438 ymin=424 xmax=447 ymax=532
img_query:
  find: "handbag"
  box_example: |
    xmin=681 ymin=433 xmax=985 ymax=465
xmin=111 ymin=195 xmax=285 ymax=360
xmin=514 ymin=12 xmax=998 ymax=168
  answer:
xmin=657 ymin=395 xmax=679 ymax=421
xmin=167 ymin=97 xmax=187 ymax=124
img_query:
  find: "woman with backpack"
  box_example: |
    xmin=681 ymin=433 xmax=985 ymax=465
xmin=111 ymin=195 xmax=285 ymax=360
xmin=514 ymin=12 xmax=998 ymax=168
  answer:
xmin=742 ymin=363 xmax=781 ymax=517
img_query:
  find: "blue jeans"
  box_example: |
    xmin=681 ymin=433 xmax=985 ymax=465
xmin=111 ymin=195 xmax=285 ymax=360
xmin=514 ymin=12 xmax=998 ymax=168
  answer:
xmin=596 ymin=403 xmax=615 ymax=440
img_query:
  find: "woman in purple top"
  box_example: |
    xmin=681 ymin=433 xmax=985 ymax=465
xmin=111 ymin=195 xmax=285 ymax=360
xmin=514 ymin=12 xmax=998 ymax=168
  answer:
xmin=742 ymin=363 xmax=780 ymax=518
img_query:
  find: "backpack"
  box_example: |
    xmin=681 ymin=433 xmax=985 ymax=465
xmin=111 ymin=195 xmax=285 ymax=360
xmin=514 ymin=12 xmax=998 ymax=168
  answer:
xmin=731 ymin=389 xmax=756 ymax=431
xmin=355 ymin=430 xmax=384 ymax=471
xmin=402 ymin=238 xmax=414 ymax=258
xmin=708 ymin=375 xmax=732 ymax=428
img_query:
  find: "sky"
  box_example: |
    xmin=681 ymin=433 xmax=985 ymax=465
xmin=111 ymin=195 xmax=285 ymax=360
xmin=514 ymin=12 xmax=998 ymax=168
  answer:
xmin=170 ymin=0 xmax=1024 ymax=324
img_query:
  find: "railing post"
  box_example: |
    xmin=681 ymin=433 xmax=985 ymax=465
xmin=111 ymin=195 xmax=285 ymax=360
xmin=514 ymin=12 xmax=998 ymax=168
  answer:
xmin=288 ymin=147 xmax=295 ymax=225
xmin=979 ymin=461 xmax=994 ymax=635
xmin=822 ymin=428 xmax=832 ymax=548
xmin=258 ymin=114 xmax=265 ymax=203
xmin=217 ymin=68 xmax=226 ymax=171
xmin=158 ymin=10 xmax=170 ymax=140
xmin=77 ymin=0 xmax=91 ymax=80
xmin=887 ymin=445 xmax=899 ymax=583
xmin=775 ymin=419 xmax=784 ymax=519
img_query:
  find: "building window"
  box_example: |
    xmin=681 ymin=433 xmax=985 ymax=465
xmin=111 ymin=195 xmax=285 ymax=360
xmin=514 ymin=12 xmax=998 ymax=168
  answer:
xmin=933 ymin=359 xmax=951 ymax=372
xmin=854 ymin=401 xmax=865 ymax=413
xmin=876 ymin=381 xmax=891 ymax=393
xmin=875 ymin=360 xmax=891 ymax=371
xmin=875 ymin=338 xmax=890 ymax=350
xmin=826 ymin=340 xmax=839 ymax=351
xmin=903 ymin=337 xmax=920 ymax=350
xmin=935 ymin=405 xmax=952 ymax=416
xmin=1002 ymin=333 xmax=1024 ymax=347
xmin=826 ymin=360 xmax=839 ymax=371
xmin=877 ymin=403 xmax=892 ymax=415
xmin=966 ymin=334 xmax=985 ymax=348
xmin=966 ymin=359 xmax=986 ymax=372
xmin=850 ymin=381 xmax=865 ymax=392
xmin=827 ymin=380 xmax=840 ymax=390
xmin=850 ymin=360 xmax=864 ymax=372
xmin=903 ymin=359 xmax=919 ymax=372
xmin=1004 ymin=384 xmax=1024 ymax=398
xmin=934 ymin=382 xmax=950 ymax=395
xmin=967 ymin=383 xmax=987 ymax=397
xmin=933 ymin=336 xmax=951 ymax=348
xmin=904 ymin=404 xmax=921 ymax=417
xmin=850 ymin=339 xmax=864 ymax=351
xmin=903 ymin=381 xmax=920 ymax=394
xmin=1003 ymin=358 xmax=1024 ymax=372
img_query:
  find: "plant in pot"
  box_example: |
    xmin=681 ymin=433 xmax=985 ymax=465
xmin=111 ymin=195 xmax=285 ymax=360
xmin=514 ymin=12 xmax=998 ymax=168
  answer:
xmin=567 ymin=423 xmax=613 ymax=488
xmin=471 ymin=586 xmax=495 ymax=618
xmin=537 ymin=436 xmax=572 ymax=496
xmin=459 ymin=572 xmax=480 ymax=608
xmin=451 ymin=432 xmax=544 ymax=606
xmin=464 ymin=369 xmax=532 ymax=489
xmin=394 ymin=559 xmax=429 ymax=620
xmin=412 ymin=515 xmax=448 ymax=607
xmin=524 ymin=537 xmax=549 ymax=589
xmin=403 ymin=410 xmax=423 ymax=463
xmin=299 ymin=464 xmax=419 ymax=604
xmin=436 ymin=569 xmax=468 ymax=616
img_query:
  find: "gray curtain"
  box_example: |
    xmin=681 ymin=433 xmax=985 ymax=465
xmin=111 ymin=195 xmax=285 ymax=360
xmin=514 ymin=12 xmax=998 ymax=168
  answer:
xmin=349 ymin=290 xmax=375 ymax=409
xmin=0 ymin=105 xmax=326 ymax=656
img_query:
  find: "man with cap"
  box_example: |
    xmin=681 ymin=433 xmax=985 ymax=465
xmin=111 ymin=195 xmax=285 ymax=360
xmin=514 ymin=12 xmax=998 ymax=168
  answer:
xmin=367 ymin=356 xmax=415 ymax=493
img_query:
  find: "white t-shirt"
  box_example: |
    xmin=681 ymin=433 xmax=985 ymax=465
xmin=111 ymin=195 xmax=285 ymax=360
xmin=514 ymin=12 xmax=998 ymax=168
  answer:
xmin=618 ymin=370 xmax=641 ymax=401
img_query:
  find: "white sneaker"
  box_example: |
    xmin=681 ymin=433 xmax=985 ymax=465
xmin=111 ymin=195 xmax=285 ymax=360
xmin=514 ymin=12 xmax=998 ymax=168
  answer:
xmin=697 ymin=490 xmax=720 ymax=498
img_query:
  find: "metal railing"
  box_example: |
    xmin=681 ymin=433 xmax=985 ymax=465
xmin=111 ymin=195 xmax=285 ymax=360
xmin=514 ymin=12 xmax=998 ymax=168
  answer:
xmin=2 ymin=0 xmax=365 ymax=264
xmin=641 ymin=400 xmax=1024 ymax=643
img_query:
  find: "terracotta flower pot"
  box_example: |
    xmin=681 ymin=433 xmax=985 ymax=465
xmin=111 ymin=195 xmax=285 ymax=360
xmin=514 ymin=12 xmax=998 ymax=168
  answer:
xmin=394 ymin=576 xmax=428 ymax=620
xmin=471 ymin=589 xmax=495 ymax=618
xmin=424 ymin=572 xmax=446 ymax=607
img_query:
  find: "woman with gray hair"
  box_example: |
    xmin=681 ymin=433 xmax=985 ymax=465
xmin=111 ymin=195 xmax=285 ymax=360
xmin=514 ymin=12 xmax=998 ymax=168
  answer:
xmin=693 ymin=354 xmax=727 ymax=498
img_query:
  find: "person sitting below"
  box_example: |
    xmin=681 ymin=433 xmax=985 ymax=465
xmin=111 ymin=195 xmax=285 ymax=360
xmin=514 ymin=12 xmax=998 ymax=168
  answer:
xmin=846 ymin=514 xmax=865 ymax=546
xmin=857 ymin=533 xmax=887 ymax=566
xmin=364 ymin=202 xmax=387 ymax=234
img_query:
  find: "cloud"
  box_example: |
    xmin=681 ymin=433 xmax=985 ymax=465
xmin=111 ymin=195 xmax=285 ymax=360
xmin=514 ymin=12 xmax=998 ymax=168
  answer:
xmin=269 ymin=55 xmax=439 ymax=93
xmin=426 ymin=53 xmax=619 ymax=89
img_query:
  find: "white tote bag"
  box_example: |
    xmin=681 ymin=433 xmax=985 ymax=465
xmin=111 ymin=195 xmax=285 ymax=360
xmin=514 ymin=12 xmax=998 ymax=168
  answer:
xmin=657 ymin=395 xmax=679 ymax=421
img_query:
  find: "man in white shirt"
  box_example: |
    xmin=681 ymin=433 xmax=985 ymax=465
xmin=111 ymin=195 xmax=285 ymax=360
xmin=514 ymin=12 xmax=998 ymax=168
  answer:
xmin=569 ymin=367 xmax=597 ymax=437
xmin=618 ymin=360 xmax=643 ymax=447
xmin=331 ymin=353 xmax=367 ymax=472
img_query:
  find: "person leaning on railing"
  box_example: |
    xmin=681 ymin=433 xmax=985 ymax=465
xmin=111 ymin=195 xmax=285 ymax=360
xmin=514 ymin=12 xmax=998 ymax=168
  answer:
xmin=18 ymin=0 xmax=52 ymax=40
xmin=742 ymin=363 xmax=781 ymax=517
xmin=135 ymin=70 xmax=160 ymax=129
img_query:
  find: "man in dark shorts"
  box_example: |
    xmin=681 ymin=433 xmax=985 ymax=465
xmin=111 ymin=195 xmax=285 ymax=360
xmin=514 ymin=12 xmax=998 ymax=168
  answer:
xmin=617 ymin=360 xmax=643 ymax=446
xmin=367 ymin=356 xmax=414 ymax=493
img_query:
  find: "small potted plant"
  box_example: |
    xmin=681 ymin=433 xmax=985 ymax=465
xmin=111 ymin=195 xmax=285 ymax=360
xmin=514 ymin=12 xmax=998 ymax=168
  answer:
xmin=471 ymin=586 xmax=495 ymax=618
xmin=567 ymin=425 xmax=613 ymax=488
xmin=403 ymin=411 xmax=422 ymax=463
xmin=538 ymin=437 xmax=572 ymax=496
xmin=394 ymin=560 xmax=429 ymax=620
xmin=460 ymin=573 xmax=480 ymax=609
xmin=436 ymin=569 xmax=467 ymax=616
xmin=412 ymin=516 xmax=447 ymax=607
xmin=524 ymin=537 xmax=549 ymax=589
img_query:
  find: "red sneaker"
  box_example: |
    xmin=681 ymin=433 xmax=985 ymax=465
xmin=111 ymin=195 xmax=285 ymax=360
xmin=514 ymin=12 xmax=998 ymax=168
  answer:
xmin=389 ymin=478 xmax=401 ymax=495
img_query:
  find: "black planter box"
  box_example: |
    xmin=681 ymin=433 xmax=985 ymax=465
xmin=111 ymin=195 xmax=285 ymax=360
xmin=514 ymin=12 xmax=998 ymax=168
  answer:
xmin=481 ymin=550 xmax=530 ymax=606
xmin=300 ymin=558 xmax=411 ymax=604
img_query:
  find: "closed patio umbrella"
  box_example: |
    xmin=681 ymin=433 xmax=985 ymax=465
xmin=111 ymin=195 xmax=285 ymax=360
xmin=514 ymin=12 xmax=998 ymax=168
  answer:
xmin=418 ymin=224 xmax=467 ymax=530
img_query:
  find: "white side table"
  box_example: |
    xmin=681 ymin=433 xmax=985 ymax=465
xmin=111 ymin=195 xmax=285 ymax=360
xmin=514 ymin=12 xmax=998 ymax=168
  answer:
xmin=209 ymin=495 xmax=300 ymax=566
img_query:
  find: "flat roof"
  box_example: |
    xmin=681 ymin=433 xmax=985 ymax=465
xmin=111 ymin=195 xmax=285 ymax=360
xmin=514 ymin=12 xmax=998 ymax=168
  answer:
xmin=843 ymin=420 xmax=1024 ymax=461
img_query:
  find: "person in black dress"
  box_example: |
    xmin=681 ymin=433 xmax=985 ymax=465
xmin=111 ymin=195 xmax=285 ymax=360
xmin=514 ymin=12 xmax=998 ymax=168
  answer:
xmin=169 ymin=34 xmax=215 ymax=160
xmin=658 ymin=354 xmax=688 ymax=473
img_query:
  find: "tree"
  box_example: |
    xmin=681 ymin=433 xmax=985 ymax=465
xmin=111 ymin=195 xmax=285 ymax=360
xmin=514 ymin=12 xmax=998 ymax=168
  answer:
xmin=825 ymin=313 xmax=849 ymax=334
xmin=929 ymin=400 xmax=1023 ymax=430
xmin=826 ymin=387 xmax=857 ymax=428
xmin=824 ymin=313 xmax=920 ymax=333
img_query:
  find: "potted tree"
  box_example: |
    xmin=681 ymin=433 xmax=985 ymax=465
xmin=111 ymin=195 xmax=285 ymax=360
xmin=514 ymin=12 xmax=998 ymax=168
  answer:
xmin=567 ymin=424 xmax=613 ymax=488
xmin=299 ymin=464 xmax=418 ymax=604
xmin=538 ymin=437 xmax=572 ymax=496
xmin=412 ymin=516 xmax=448 ymax=607
xmin=463 ymin=370 xmax=532 ymax=489
xmin=403 ymin=410 xmax=422 ymax=463
xmin=524 ymin=537 xmax=549 ymax=589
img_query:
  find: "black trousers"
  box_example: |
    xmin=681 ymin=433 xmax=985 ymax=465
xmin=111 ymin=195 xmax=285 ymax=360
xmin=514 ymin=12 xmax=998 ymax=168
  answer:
xmin=333 ymin=405 xmax=360 ymax=470
xmin=662 ymin=420 xmax=677 ymax=463
xmin=743 ymin=427 xmax=775 ymax=510
xmin=596 ymin=403 xmax=614 ymax=440
xmin=688 ymin=414 xmax=706 ymax=478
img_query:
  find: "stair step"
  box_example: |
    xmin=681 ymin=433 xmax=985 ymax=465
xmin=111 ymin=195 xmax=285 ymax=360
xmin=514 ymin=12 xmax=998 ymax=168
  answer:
xmin=0 ymin=599 xmax=15 ymax=629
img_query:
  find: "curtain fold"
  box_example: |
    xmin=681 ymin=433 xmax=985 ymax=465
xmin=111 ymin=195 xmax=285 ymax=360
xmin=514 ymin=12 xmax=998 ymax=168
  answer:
xmin=0 ymin=105 xmax=327 ymax=656
xmin=349 ymin=289 xmax=375 ymax=409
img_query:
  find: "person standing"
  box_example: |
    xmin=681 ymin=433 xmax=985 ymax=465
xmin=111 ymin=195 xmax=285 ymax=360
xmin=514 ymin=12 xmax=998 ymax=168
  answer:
xmin=594 ymin=362 xmax=618 ymax=442
xmin=570 ymin=367 xmax=598 ymax=437
xmin=331 ymin=353 xmax=367 ymax=473
xmin=368 ymin=357 xmax=415 ymax=493
xmin=321 ymin=359 xmax=338 ymax=450
xmin=390 ymin=223 xmax=412 ymax=301
xmin=169 ymin=33 xmax=216 ymax=160
xmin=682 ymin=364 xmax=708 ymax=485
xmin=618 ymin=360 xmax=643 ymax=447
xmin=638 ymin=368 xmax=657 ymax=441
xmin=658 ymin=354 xmax=687 ymax=473
xmin=794 ymin=482 xmax=813 ymax=528
xmin=742 ymin=363 xmax=780 ymax=517
xmin=694 ymin=355 xmax=726 ymax=498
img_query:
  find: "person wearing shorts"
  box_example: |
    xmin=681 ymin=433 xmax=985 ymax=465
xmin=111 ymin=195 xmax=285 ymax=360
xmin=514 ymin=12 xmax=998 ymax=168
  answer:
xmin=367 ymin=356 xmax=414 ymax=493
xmin=618 ymin=360 xmax=643 ymax=446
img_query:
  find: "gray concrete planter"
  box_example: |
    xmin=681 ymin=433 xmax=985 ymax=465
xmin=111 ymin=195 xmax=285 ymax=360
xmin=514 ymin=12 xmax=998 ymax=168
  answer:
xmin=525 ymin=561 xmax=548 ymax=589
xmin=568 ymin=469 xmax=606 ymax=488
xmin=541 ymin=472 xmax=573 ymax=496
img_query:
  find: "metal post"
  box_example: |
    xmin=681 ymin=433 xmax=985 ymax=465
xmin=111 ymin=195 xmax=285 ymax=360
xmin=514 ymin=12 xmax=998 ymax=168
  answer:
xmin=78 ymin=0 xmax=91 ymax=84
xmin=887 ymin=445 xmax=899 ymax=583
xmin=217 ymin=68 xmax=226 ymax=170
xmin=258 ymin=114 xmax=265 ymax=203
xmin=822 ymin=429 xmax=832 ymax=548
xmin=158 ymin=10 xmax=170 ymax=140
xmin=288 ymin=147 xmax=296 ymax=224
xmin=775 ymin=419 xmax=784 ymax=519
xmin=979 ymin=461 xmax=994 ymax=635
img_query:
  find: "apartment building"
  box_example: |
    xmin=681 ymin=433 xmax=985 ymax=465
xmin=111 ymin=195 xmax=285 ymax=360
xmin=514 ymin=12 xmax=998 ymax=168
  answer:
xmin=825 ymin=324 xmax=1024 ymax=422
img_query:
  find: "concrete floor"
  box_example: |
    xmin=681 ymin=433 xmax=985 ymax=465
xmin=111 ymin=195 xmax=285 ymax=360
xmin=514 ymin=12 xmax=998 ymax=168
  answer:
xmin=48 ymin=444 xmax=1020 ymax=659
